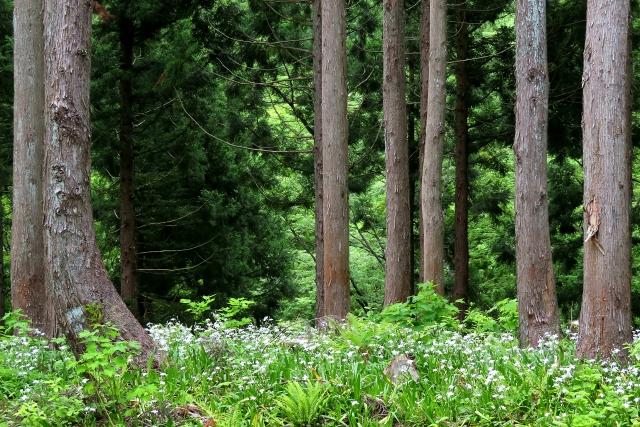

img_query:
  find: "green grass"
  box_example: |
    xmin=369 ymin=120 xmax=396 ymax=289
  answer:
xmin=2 ymin=308 xmax=640 ymax=426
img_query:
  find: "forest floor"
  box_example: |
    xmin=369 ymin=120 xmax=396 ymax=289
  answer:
xmin=2 ymin=308 xmax=640 ymax=426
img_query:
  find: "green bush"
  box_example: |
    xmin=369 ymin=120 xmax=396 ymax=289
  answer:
xmin=378 ymin=283 xmax=460 ymax=329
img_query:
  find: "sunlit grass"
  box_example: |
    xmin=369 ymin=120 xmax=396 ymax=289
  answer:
xmin=3 ymin=310 xmax=640 ymax=426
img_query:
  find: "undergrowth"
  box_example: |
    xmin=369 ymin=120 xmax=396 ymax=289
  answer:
xmin=2 ymin=287 xmax=640 ymax=426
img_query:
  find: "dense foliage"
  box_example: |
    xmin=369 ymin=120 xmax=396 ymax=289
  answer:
xmin=1 ymin=0 xmax=640 ymax=422
xmin=0 ymin=0 xmax=638 ymax=322
xmin=4 ymin=291 xmax=640 ymax=426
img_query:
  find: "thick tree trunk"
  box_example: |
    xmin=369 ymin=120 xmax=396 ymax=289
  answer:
xmin=382 ymin=0 xmax=411 ymax=305
xmin=420 ymin=0 xmax=445 ymax=294
xmin=514 ymin=0 xmax=560 ymax=347
xmin=43 ymin=0 xmax=156 ymax=361
xmin=452 ymin=3 xmax=469 ymax=312
xmin=321 ymin=0 xmax=350 ymax=321
xmin=11 ymin=0 xmax=47 ymax=332
xmin=576 ymin=0 xmax=632 ymax=359
xmin=418 ymin=0 xmax=429 ymax=284
xmin=313 ymin=0 xmax=325 ymax=324
xmin=119 ymin=17 xmax=139 ymax=318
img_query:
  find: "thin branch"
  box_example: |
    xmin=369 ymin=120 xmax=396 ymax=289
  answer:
xmin=177 ymin=93 xmax=312 ymax=154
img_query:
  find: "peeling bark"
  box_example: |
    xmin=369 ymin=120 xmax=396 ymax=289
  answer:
xmin=43 ymin=0 xmax=156 ymax=362
xmin=576 ymin=0 xmax=632 ymax=359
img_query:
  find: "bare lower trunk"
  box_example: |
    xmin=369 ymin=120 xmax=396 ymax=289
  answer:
xmin=321 ymin=0 xmax=350 ymax=321
xmin=11 ymin=0 xmax=47 ymax=332
xmin=407 ymin=81 xmax=418 ymax=295
xmin=514 ymin=0 xmax=560 ymax=347
xmin=43 ymin=0 xmax=156 ymax=362
xmin=119 ymin=17 xmax=139 ymax=318
xmin=420 ymin=0 xmax=445 ymax=294
xmin=383 ymin=0 xmax=411 ymax=305
xmin=576 ymin=0 xmax=632 ymax=359
xmin=452 ymin=3 xmax=469 ymax=313
xmin=418 ymin=0 xmax=429 ymax=284
xmin=0 ymin=199 xmax=4 ymax=320
xmin=313 ymin=0 xmax=325 ymax=324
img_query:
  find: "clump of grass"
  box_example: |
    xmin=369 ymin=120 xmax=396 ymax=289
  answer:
xmin=3 ymin=301 xmax=640 ymax=426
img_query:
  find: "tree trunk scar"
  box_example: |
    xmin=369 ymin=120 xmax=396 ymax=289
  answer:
xmin=584 ymin=196 xmax=605 ymax=255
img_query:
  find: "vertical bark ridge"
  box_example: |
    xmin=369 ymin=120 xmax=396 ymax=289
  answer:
xmin=383 ymin=0 xmax=411 ymax=305
xmin=514 ymin=0 xmax=560 ymax=347
xmin=313 ymin=0 xmax=325 ymax=324
xmin=119 ymin=16 xmax=140 ymax=318
xmin=576 ymin=0 xmax=632 ymax=359
xmin=453 ymin=2 xmax=470 ymax=314
xmin=321 ymin=0 xmax=350 ymax=321
xmin=420 ymin=0 xmax=446 ymax=294
xmin=418 ymin=0 xmax=429 ymax=284
xmin=43 ymin=0 xmax=156 ymax=362
xmin=11 ymin=0 xmax=47 ymax=332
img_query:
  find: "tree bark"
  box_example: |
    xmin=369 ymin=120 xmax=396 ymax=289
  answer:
xmin=313 ymin=0 xmax=325 ymax=324
xmin=407 ymin=68 xmax=418 ymax=295
xmin=514 ymin=0 xmax=560 ymax=347
xmin=321 ymin=0 xmax=350 ymax=321
xmin=43 ymin=0 xmax=156 ymax=361
xmin=418 ymin=0 xmax=429 ymax=284
xmin=119 ymin=17 xmax=140 ymax=318
xmin=452 ymin=3 xmax=469 ymax=313
xmin=0 ymin=198 xmax=5 ymax=320
xmin=576 ymin=0 xmax=632 ymax=359
xmin=11 ymin=0 xmax=47 ymax=332
xmin=383 ymin=0 xmax=411 ymax=305
xmin=420 ymin=0 xmax=445 ymax=294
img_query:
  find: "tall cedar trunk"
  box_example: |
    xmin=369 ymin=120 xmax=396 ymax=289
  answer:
xmin=407 ymin=68 xmax=418 ymax=294
xmin=382 ymin=0 xmax=411 ymax=305
xmin=43 ymin=0 xmax=156 ymax=361
xmin=576 ymin=0 xmax=632 ymax=359
xmin=452 ymin=3 xmax=469 ymax=312
xmin=514 ymin=0 xmax=560 ymax=347
xmin=313 ymin=0 xmax=325 ymax=323
xmin=321 ymin=0 xmax=350 ymax=321
xmin=418 ymin=0 xmax=429 ymax=284
xmin=119 ymin=17 xmax=139 ymax=318
xmin=11 ymin=0 xmax=47 ymax=332
xmin=0 ymin=199 xmax=4 ymax=320
xmin=420 ymin=0 xmax=445 ymax=294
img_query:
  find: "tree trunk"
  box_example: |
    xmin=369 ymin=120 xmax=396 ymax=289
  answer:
xmin=321 ymin=0 xmax=350 ymax=321
xmin=313 ymin=0 xmax=325 ymax=324
xmin=383 ymin=0 xmax=411 ymax=305
xmin=11 ymin=0 xmax=47 ymax=332
xmin=514 ymin=0 xmax=560 ymax=347
xmin=406 ymin=70 xmax=418 ymax=295
xmin=420 ymin=0 xmax=445 ymax=294
xmin=576 ymin=0 xmax=632 ymax=359
xmin=452 ymin=3 xmax=469 ymax=312
xmin=0 ymin=198 xmax=4 ymax=320
xmin=418 ymin=0 xmax=429 ymax=284
xmin=119 ymin=17 xmax=139 ymax=318
xmin=43 ymin=0 xmax=156 ymax=361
